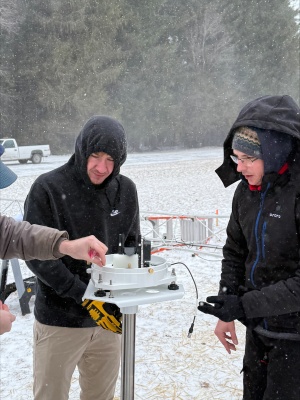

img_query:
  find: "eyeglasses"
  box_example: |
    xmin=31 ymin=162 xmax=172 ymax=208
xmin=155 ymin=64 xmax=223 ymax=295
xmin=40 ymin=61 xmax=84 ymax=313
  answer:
xmin=230 ymin=155 xmax=258 ymax=166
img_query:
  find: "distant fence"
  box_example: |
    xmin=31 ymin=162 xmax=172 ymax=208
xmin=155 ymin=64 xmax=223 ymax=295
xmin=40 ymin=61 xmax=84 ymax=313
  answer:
xmin=140 ymin=211 xmax=229 ymax=255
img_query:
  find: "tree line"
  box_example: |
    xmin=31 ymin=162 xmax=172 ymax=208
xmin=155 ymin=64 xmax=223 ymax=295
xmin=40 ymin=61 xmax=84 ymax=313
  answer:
xmin=0 ymin=0 xmax=299 ymax=153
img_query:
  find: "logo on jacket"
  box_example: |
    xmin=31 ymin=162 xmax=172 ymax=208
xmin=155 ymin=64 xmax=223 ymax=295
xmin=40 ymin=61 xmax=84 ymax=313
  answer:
xmin=269 ymin=213 xmax=281 ymax=218
xmin=110 ymin=209 xmax=120 ymax=217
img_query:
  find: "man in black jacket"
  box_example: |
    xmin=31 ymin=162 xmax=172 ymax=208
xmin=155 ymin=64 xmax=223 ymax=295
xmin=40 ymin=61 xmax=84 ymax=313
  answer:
xmin=198 ymin=95 xmax=300 ymax=400
xmin=24 ymin=116 xmax=140 ymax=400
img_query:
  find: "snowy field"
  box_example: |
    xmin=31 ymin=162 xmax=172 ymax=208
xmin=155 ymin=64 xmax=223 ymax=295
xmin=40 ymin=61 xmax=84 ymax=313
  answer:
xmin=0 ymin=147 xmax=245 ymax=400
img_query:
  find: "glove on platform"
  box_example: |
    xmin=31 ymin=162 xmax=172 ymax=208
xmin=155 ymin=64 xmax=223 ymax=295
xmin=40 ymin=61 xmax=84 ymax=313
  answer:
xmin=82 ymin=299 xmax=122 ymax=334
xmin=198 ymin=295 xmax=245 ymax=322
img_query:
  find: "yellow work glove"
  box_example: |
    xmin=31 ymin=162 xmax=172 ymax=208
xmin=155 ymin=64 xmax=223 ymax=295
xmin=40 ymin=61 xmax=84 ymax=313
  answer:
xmin=82 ymin=299 xmax=122 ymax=334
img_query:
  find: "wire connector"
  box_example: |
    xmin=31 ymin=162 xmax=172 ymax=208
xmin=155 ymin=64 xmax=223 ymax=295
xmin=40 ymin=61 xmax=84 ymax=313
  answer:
xmin=187 ymin=320 xmax=195 ymax=338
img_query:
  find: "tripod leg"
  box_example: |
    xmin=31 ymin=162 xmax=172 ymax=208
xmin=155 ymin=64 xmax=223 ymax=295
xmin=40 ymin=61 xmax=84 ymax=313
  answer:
xmin=0 ymin=259 xmax=10 ymax=302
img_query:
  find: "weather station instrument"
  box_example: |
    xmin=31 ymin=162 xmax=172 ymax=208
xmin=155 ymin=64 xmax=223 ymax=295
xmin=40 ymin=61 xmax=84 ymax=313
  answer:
xmin=83 ymin=234 xmax=185 ymax=400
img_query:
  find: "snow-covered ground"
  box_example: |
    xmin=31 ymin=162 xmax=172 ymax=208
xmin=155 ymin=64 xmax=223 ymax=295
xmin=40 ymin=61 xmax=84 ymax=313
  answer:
xmin=0 ymin=147 xmax=245 ymax=400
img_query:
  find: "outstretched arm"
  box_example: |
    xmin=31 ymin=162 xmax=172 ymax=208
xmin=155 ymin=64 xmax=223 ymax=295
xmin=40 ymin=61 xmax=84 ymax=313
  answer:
xmin=0 ymin=215 xmax=107 ymax=266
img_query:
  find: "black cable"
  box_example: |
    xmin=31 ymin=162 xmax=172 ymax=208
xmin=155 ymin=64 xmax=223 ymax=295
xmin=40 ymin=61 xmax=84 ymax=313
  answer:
xmin=187 ymin=316 xmax=196 ymax=338
xmin=170 ymin=262 xmax=198 ymax=338
xmin=170 ymin=262 xmax=198 ymax=299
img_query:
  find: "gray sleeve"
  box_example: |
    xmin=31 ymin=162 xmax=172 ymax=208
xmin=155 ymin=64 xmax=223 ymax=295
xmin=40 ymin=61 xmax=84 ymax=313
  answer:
xmin=0 ymin=214 xmax=69 ymax=260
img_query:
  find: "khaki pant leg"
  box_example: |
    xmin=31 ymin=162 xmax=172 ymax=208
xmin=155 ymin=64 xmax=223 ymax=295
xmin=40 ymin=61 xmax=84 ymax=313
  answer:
xmin=33 ymin=321 xmax=97 ymax=400
xmin=77 ymin=327 xmax=121 ymax=400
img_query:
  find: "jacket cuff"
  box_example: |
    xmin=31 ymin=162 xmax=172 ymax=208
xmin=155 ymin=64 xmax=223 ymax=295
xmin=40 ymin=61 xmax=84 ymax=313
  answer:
xmin=53 ymin=235 xmax=68 ymax=258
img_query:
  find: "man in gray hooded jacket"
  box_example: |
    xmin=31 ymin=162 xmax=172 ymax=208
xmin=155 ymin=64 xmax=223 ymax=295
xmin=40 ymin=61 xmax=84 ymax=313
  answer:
xmin=24 ymin=116 xmax=140 ymax=400
xmin=198 ymin=95 xmax=300 ymax=400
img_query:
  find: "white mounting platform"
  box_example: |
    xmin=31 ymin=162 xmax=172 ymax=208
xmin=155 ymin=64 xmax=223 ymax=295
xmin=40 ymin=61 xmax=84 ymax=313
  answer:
xmin=83 ymin=280 xmax=184 ymax=310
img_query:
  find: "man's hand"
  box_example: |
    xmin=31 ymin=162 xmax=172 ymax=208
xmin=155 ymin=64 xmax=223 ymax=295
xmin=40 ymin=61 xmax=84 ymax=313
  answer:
xmin=198 ymin=295 xmax=245 ymax=322
xmin=0 ymin=301 xmax=16 ymax=335
xmin=59 ymin=235 xmax=108 ymax=267
xmin=214 ymin=320 xmax=238 ymax=354
xmin=82 ymin=299 xmax=122 ymax=334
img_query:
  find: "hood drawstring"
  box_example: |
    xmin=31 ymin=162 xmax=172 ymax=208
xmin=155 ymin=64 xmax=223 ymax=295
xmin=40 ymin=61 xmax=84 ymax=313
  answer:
xmin=105 ymin=179 xmax=121 ymax=217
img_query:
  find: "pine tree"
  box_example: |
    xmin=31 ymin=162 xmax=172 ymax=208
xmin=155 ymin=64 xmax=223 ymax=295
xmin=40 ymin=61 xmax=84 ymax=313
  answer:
xmin=0 ymin=0 xmax=23 ymax=135
xmin=218 ymin=0 xmax=300 ymax=103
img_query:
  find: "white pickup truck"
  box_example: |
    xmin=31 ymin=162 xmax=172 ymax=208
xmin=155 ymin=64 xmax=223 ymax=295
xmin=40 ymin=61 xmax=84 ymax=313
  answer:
xmin=0 ymin=138 xmax=51 ymax=164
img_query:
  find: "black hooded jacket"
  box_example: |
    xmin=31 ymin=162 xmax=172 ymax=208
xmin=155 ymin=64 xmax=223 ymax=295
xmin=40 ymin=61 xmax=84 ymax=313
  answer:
xmin=216 ymin=95 xmax=300 ymax=338
xmin=24 ymin=116 xmax=140 ymax=327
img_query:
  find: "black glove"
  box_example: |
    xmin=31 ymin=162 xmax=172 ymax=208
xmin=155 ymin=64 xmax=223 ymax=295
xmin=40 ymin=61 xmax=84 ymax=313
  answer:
xmin=198 ymin=295 xmax=245 ymax=322
xmin=82 ymin=299 xmax=122 ymax=334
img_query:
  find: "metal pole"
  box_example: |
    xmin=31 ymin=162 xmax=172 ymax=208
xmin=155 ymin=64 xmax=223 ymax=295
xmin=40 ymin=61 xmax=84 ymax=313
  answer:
xmin=120 ymin=308 xmax=137 ymax=400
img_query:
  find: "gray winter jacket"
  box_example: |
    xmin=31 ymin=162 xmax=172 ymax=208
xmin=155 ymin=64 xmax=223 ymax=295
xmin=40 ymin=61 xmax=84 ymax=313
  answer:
xmin=0 ymin=214 xmax=68 ymax=260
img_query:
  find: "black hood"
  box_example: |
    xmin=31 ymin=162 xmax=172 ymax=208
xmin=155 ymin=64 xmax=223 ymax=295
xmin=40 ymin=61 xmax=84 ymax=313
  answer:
xmin=73 ymin=115 xmax=127 ymax=187
xmin=216 ymin=95 xmax=300 ymax=187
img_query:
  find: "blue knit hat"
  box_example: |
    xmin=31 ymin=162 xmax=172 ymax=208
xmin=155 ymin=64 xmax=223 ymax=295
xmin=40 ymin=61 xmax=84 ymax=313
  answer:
xmin=232 ymin=127 xmax=263 ymax=159
xmin=0 ymin=144 xmax=17 ymax=189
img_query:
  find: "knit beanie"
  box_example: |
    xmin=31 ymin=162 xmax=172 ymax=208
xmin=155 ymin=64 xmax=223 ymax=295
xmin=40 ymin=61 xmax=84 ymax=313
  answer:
xmin=232 ymin=127 xmax=263 ymax=159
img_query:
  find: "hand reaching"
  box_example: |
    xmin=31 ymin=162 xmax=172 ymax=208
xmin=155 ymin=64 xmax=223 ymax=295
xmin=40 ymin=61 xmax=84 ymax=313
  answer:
xmin=59 ymin=235 xmax=108 ymax=266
